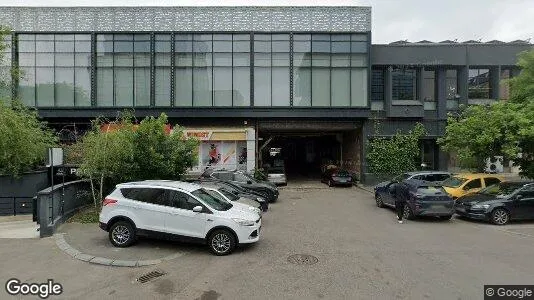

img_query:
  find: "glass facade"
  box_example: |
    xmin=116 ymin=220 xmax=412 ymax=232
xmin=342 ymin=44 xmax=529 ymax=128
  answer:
xmin=10 ymin=32 xmax=369 ymax=108
xmin=18 ymin=34 xmax=91 ymax=107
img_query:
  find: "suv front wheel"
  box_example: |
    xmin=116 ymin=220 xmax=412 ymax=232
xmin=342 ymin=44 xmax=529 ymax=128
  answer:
xmin=109 ymin=221 xmax=136 ymax=247
xmin=208 ymin=229 xmax=236 ymax=256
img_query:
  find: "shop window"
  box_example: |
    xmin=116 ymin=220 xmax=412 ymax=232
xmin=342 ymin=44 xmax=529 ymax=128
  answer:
xmin=392 ymin=67 xmax=417 ymax=101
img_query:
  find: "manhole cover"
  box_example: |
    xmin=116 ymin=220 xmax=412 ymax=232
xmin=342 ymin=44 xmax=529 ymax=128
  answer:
xmin=287 ymin=254 xmax=318 ymax=265
xmin=136 ymin=270 xmax=166 ymax=283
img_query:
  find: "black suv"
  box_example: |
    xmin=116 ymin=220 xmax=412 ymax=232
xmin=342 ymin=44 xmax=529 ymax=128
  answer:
xmin=200 ymin=169 xmax=279 ymax=202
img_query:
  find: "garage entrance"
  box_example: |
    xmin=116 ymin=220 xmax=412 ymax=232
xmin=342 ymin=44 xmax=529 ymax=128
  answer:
xmin=258 ymin=121 xmax=363 ymax=182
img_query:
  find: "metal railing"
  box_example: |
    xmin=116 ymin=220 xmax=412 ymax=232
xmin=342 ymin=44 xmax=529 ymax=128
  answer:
xmin=36 ymin=180 xmax=92 ymax=238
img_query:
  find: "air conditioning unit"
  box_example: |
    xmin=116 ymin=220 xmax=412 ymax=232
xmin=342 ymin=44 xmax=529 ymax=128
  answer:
xmin=485 ymin=156 xmax=503 ymax=173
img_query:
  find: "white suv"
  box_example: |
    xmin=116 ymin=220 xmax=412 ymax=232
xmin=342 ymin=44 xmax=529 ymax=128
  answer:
xmin=99 ymin=180 xmax=261 ymax=255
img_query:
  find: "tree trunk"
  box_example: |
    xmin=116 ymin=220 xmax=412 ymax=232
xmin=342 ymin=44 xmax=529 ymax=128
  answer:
xmin=99 ymin=174 xmax=104 ymax=208
xmin=89 ymin=175 xmax=97 ymax=208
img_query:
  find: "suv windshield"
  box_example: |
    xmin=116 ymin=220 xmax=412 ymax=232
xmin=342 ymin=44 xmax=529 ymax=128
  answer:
xmin=219 ymin=188 xmax=239 ymax=201
xmin=479 ymin=183 xmax=523 ymax=197
xmin=443 ymin=177 xmax=468 ymax=188
xmin=192 ymin=189 xmax=233 ymax=211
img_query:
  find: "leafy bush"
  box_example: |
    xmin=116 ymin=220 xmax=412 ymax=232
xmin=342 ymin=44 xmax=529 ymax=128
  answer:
xmin=0 ymin=101 xmax=57 ymax=177
xmin=77 ymin=112 xmax=199 ymax=207
xmin=253 ymin=168 xmax=267 ymax=181
xmin=366 ymin=122 xmax=426 ymax=180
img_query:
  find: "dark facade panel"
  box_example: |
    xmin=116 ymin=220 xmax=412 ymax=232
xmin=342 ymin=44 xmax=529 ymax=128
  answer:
xmin=468 ymin=45 xmax=532 ymax=66
xmin=371 ymin=44 xmax=532 ymax=66
xmin=388 ymin=103 xmax=424 ymax=118
xmin=372 ymin=45 xmax=467 ymax=65
xmin=36 ymin=107 xmax=371 ymax=119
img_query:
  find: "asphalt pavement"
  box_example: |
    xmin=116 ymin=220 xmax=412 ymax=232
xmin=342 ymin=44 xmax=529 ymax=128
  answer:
xmin=1 ymin=183 xmax=534 ymax=299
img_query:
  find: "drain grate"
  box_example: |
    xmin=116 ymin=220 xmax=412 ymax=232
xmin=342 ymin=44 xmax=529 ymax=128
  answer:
xmin=288 ymin=254 xmax=318 ymax=265
xmin=136 ymin=270 xmax=166 ymax=283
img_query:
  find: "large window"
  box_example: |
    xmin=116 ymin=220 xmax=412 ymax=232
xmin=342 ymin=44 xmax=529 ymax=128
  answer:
xmin=174 ymin=33 xmax=250 ymax=107
xmin=371 ymin=68 xmax=384 ymax=111
xmin=155 ymin=34 xmax=171 ymax=106
xmin=468 ymin=68 xmax=491 ymax=99
xmin=254 ymin=34 xmax=290 ymax=107
xmin=392 ymin=66 xmax=417 ymax=101
xmin=96 ymin=34 xmax=151 ymax=107
xmin=422 ymin=68 xmax=436 ymax=110
xmin=446 ymin=69 xmax=459 ymax=110
xmin=18 ymin=34 xmax=91 ymax=107
xmin=292 ymin=33 xmax=368 ymax=107
xmin=0 ymin=35 xmax=11 ymax=102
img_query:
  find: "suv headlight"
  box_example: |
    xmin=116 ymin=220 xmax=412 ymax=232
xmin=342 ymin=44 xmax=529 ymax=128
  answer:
xmin=472 ymin=204 xmax=490 ymax=209
xmin=256 ymin=197 xmax=266 ymax=203
xmin=232 ymin=218 xmax=255 ymax=226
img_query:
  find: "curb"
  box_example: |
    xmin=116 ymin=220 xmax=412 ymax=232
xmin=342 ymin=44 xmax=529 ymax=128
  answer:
xmin=355 ymin=184 xmax=374 ymax=194
xmin=54 ymin=233 xmax=186 ymax=267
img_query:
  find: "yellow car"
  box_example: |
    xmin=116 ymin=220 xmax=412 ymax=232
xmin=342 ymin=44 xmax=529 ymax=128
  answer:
xmin=442 ymin=173 xmax=504 ymax=200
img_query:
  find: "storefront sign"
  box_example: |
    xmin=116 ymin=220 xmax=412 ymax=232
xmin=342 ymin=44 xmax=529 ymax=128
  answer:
xmin=185 ymin=131 xmax=212 ymax=140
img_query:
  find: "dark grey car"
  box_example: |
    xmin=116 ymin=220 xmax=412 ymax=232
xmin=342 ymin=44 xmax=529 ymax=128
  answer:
xmin=375 ymin=179 xmax=455 ymax=220
xmin=200 ymin=169 xmax=279 ymax=203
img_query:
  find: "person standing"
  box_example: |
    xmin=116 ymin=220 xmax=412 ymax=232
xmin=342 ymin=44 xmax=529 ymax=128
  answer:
xmin=394 ymin=182 xmax=408 ymax=224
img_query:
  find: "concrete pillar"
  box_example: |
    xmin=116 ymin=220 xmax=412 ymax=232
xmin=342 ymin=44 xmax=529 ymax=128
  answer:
xmin=436 ymin=68 xmax=447 ymax=119
xmin=491 ymin=66 xmax=501 ymax=100
xmin=458 ymin=66 xmax=469 ymax=106
xmin=247 ymin=127 xmax=256 ymax=172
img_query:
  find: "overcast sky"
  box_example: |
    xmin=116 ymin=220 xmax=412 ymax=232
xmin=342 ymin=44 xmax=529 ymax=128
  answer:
xmin=1 ymin=0 xmax=533 ymax=44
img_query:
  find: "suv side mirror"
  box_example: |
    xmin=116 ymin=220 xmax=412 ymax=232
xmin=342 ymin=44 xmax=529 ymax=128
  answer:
xmin=192 ymin=206 xmax=203 ymax=213
xmin=247 ymin=180 xmax=252 ymax=184
xmin=515 ymin=194 xmax=523 ymax=201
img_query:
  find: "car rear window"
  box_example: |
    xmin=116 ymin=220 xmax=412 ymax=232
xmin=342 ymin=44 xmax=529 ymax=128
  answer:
xmin=443 ymin=177 xmax=468 ymax=188
xmin=416 ymin=186 xmax=446 ymax=195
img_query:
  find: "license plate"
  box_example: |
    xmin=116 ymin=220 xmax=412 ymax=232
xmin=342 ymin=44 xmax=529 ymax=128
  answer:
xmin=258 ymin=227 xmax=261 ymax=234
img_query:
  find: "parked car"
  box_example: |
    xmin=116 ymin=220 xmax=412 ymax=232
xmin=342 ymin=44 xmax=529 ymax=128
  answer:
xmin=99 ymin=180 xmax=261 ymax=255
xmin=200 ymin=169 xmax=279 ymax=202
xmin=196 ymin=182 xmax=264 ymax=214
xmin=375 ymin=179 xmax=455 ymax=220
xmin=194 ymin=179 xmax=269 ymax=211
xmin=442 ymin=173 xmax=504 ymax=200
xmin=266 ymin=165 xmax=287 ymax=186
xmin=455 ymin=181 xmax=534 ymax=225
xmin=374 ymin=171 xmax=452 ymax=192
xmin=321 ymin=167 xmax=353 ymax=187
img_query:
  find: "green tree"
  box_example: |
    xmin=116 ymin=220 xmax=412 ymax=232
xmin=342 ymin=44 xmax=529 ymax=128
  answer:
xmin=439 ymin=49 xmax=534 ymax=178
xmin=366 ymin=122 xmax=426 ymax=179
xmin=78 ymin=112 xmax=199 ymax=207
xmin=0 ymin=100 xmax=57 ymax=176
